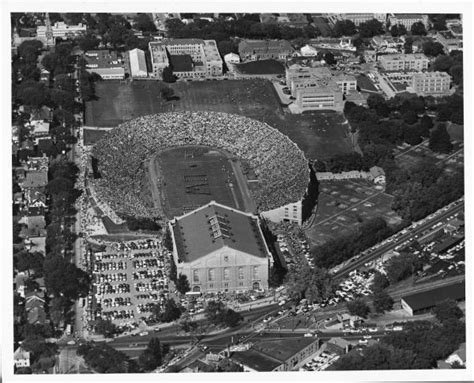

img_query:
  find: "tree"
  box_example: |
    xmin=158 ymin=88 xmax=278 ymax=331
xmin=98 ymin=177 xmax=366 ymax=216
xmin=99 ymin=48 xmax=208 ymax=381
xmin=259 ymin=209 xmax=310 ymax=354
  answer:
xmin=433 ymin=299 xmax=463 ymax=323
xmin=133 ymin=13 xmax=156 ymax=32
xmin=371 ymin=271 xmax=389 ymax=291
xmin=205 ymin=300 xmax=226 ymax=325
xmin=403 ymin=110 xmax=418 ymax=125
xmin=175 ymin=274 xmax=190 ymax=294
xmin=429 ymin=123 xmax=453 ymax=153
xmin=332 ymin=20 xmax=357 ymax=37
xmin=217 ymin=40 xmax=238 ymax=56
xmin=94 ymin=319 xmax=118 ymax=338
xmin=358 ymin=19 xmax=384 ymax=38
xmin=419 ymin=114 xmax=433 ymax=135
xmin=223 ymin=309 xmax=243 ymax=327
xmin=390 ymin=24 xmax=407 ymax=37
xmin=160 ymin=86 xmax=174 ymax=102
xmin=65 ymin=13 xmax=84 ymax=25
xmin=159 ymin=299 xmax=182 ymax=322
xmin=324 ymin=52 xmax=336 ymax=65
xmin=14 ymin=251 xmax=44 ymax=276
xmin=432 ymin=55 xmax=454 ymax=72
xmin=411 ymin=21 xmax=427 ymax=36
xmin=422 ymin=41 xmax=444 ymax=57
xmin=346 ymin=298 xmax=370 ymax=318
xmin=372 ymin=290 xmax=394 ymax=313
xmin=77 ymin=32 xmax=100 ymax=51
xmin=162 ymin=66 xmax=176 ymax=83
xmin=138 ymin=337 xmax=166 ymax=371
xmin=384 ymin=253 xmax=413 ymax=283
xmin=217 ymin=358 xmax=244 ymax=372
xmin=404 ymin=36 xmax=413 ymax=54
xmin=79 ymin=343 xmax=137 ymax=373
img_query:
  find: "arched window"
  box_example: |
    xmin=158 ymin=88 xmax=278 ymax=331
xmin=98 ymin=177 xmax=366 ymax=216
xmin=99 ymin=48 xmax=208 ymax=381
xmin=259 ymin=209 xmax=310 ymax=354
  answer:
xmin=193 ymin=269 xmax=199 ymax=283
xmin=208 ymin=268 xmax=215 ymax=281
xmin=223 ymin=268 xmax=229 ymax=280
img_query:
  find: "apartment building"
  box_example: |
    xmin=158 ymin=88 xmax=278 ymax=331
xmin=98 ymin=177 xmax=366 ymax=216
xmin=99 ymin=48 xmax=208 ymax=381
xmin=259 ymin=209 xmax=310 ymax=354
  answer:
xmin=411 ymin=71 xmax=452 ymax=97
xmin=435 ymin=30 xmax=463 ymax=53
xmin=378 ymin=53 xmax=429 ymax=71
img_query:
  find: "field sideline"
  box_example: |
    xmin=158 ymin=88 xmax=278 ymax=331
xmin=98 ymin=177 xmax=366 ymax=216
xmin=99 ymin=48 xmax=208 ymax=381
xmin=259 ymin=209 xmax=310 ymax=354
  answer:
xmin=85 ymin=79 xmax=353 ymax=160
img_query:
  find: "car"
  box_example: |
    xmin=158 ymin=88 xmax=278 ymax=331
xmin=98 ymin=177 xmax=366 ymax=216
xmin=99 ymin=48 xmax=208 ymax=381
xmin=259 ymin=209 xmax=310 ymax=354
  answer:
xmin=67 ymin=340 xmax=76 ymax=345
xmin=304 ymin=333 xmax=313 ymax=337
xmin=358 ymin=339 xmax=368 ymax=345
xmin=129 ymin=343 xmax=138 ymax=348
xmin=368 ymin=327 xmax=378 ymax=333
xmin=363 ymin=335 xmax=372 ymax=339
xmin=153 ymin=328 xmax=161 ymax=332
xmin=139 ymin=331 xmax=149 ymax=336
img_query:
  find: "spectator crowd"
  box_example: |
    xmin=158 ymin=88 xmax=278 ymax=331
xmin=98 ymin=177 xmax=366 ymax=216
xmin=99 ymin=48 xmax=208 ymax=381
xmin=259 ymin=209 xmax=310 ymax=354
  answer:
xmin=92 ymin=111 xmax=309 ymax=219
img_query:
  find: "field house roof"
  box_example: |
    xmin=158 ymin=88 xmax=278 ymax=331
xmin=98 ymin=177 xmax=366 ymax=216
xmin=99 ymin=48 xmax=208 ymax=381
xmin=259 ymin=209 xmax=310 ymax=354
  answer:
xmin=401 ymin=281 xmax=465 ymax=311
xmin=171 ymin=201 xmax=269 ymax=263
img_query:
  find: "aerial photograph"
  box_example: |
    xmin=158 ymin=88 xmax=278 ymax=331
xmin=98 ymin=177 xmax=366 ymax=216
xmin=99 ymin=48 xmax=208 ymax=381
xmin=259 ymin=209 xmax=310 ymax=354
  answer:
xmin=7 ymin=8 xmax=470 ymax=379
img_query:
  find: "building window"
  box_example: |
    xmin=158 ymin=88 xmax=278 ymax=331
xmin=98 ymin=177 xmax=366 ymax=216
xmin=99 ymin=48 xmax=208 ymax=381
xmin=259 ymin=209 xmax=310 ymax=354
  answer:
xmin=193 ymin=269 xmax=199 ymax=283
xmin=223 ymin=268 xmax=229 ymax=280
xmin=224 ymin=255 xmax=229 ymax=262
xmin=224 ymin=282 xmax=229 ymax=288
xmin=208 ymin=268 xmax=215 ymax=281
xmin=209 ymin=283 xmax=213 ymax=288
xmin=239 ymin=282 xmax=244 ymax=287
xmin=238 ymin=267 xmax=244 ymax=279
xmin=253 ymin=266 xmax=258 ymax=279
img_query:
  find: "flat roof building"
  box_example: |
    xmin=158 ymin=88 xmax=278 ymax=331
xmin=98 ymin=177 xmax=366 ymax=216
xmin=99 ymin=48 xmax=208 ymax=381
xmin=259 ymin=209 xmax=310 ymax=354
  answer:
xmin=388 ymin=13 xmax=429 ymax=29
xmin=229 ymin=337 xmax=321 ymax=372
xmin=411 ymin=71 xmax=452 ymax=97
xmin=401 ymin=281 xmax=465 ymax=316
xmin=378 ymin=53 xmax=429 ymax=72
xmin=169 ymin=201 xmax=273 ymax=293
xmin=84 ymin=50 xmax=125 ymax=80
xmin=128 ymin=48 xmax=148 ymax=78
xmin=435 ymin=30 xmax=463 ymax=53
xmin=238 ymin=39 xmax=294 ymax=62
xmin=149 ymin=39 xmax=222 ymax=79
xmin=327 ymin=13 xmax=387 ymax=26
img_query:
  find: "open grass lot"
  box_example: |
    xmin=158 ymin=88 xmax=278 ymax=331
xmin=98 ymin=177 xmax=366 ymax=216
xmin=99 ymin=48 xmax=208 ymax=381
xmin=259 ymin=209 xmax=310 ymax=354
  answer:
xmin=86 ymin=79 xmax=353 ymax=160
xmin=305 ymin=180 xmax=401 ymax=246
xmin=156 ymin=146 xmax=246 ymax=219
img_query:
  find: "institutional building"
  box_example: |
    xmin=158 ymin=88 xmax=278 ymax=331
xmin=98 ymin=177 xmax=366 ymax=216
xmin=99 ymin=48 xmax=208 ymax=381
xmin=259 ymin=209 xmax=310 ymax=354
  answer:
xmin=261 ymin=201 xmax=303 ymax=226
xmin=327 ymin=13 xmax=387 ymax=26
xmin=238 ymin=40 xmax=294 ymax=62
xmin=411 ymin=71 xmax=452 ymax=97
xmin=435 ymin=30 xmax=463 ymax=53
xmin=149 ymin=38 xmax=223 ymax=79
xmin=378 ymin=53 xmax=429 ymax=71
xmin=84 ymin=50 xmax=125 ymax=80
xmin=388 ymin=13 xmax=429 ymax=29
xmin=169 ymin=202 xmax=273 ymax=294
xmin=285 ymin=65 xmax=352 ymax=112
xmin=128 ymin=48 xmax=148 ymax=78
xmin=36 ymin=14 xmax=86 ymax=46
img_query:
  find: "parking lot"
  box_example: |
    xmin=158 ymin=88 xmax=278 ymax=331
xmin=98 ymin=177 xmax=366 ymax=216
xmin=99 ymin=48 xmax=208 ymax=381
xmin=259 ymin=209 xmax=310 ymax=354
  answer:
xmin=90 ymin=238 xmax=172 ymax=327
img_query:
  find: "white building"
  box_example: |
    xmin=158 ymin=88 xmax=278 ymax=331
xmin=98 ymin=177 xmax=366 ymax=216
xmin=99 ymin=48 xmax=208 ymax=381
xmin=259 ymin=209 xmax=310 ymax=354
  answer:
xmin=327 ymin=13 xmax=387 ymax=26
xmin=224 ymin=52 xmax=241 ymax=65
xmin=261 ymin=201 xmax=303 ymax=226
xmin=128 ymin=48 xmax=148 ymax=78
xmin=300 ymin=44 xmax=318 ymax=56
xmin=411 ymin=71 xmax=452 ymax=97
xmin=37 ymin=21 xmax=86 ymax=44
xmin=84 ymin=50 xmax=125 ymax=80
xmin=388 ymin=14 xmax=429 ymax=30
xmin=14 ymin=347 xmax=30 ymax=368
xmin=149 ymin=38 xmax=223 ymax=79
xmin=378 ymin=53 xmax=429 ymax=71
xmin=169 ymin=202 xmax=272 ymax=294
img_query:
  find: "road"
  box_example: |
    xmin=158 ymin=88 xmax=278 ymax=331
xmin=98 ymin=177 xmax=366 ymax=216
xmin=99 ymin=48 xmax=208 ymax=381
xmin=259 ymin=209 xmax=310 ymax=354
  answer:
xmin=334 ymin=201 xmax=464 ymax=278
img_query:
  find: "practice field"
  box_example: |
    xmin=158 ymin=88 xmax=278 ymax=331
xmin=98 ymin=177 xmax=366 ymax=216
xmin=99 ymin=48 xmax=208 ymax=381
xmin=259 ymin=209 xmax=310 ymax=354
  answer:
xmin=153 ymin=146 xmax=249 ymax=219
xmin=305 ymin=180 xmax=402 ymax=246
xmin=85 ymin=79 xmax=353 ymax=160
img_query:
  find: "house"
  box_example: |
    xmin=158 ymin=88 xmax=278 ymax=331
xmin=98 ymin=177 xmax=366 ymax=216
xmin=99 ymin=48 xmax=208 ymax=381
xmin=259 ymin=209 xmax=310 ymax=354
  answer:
xmin=179 ymin=359 xmax=215 ymax=373
xmin=15 ymin=272 xmax=28 ymax=298
xmin=337 ymin=313 xmax=364 ymax=328
xmin=21 ymin=171 xmax=48 ymax=189
xmin=326 ymin=337 xmax=351 ymax=355
xmin=169 ymin=201 xmax=273 ymax=293
xmin=229 ymin=337 xmax=321 ymax=372
xmin=300 ymin=44 xmax=318 ymax=57
xmin=224 ymin=52 xmax=241 ymax=66
xmin=369 ymin=166 xmax=386 ymax=185
xmin=25 ymin=291 xmax=47 ymax=325
xmin=30 ymin=121 xmax=50 ymax=138
xmin=401 ymin=281 xmax=465 ymax=316
xmin=443 ymin=343 xmax=466 ymax=367
xmin=14 ymin=347 xmax=31 ymax=368
xmin=24 ymin=215 xmax=47 ymax=238
xmin=30 ymin=106 xmax=53 ymax=124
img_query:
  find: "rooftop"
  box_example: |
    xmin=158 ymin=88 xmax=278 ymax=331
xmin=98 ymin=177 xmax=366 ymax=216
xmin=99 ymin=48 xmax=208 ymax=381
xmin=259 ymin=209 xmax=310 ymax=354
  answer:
xmin=239 ymin=39 xmax=294 ymax=53
xmin=231 ymin=348 xmax=282 ymax=371
xmin=22 ymin=171 xmax=48 ymax=189
xmin=252 ymin=337 xmax=318 ymax=362
xmin=401 ymin=281 xmax=465 ymax=311
xmin=171 ymin=202 xmax=269 ymax=263
xmin=379 ymin=53 xmax=429 ymax=61
xmin=84 ymin=50 xmax=124 ymax=69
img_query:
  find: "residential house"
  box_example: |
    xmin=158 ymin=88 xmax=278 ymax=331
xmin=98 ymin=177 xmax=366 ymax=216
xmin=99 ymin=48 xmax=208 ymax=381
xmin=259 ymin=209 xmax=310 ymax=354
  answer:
xmin=14 ymin=347 xmax=31 ymax=368
xmin=238 ymin=40 xmax=294 ymax=62
xmin=25 ymin=291 xmax=47 ymax=325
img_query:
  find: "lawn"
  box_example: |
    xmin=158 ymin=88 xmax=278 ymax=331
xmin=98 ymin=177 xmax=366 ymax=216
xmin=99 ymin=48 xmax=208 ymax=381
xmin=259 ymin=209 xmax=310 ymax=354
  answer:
xmin=86 ymin=79 xmax=353 ymax=160
xmin=305 ymin=180 xmax=401 ymax=246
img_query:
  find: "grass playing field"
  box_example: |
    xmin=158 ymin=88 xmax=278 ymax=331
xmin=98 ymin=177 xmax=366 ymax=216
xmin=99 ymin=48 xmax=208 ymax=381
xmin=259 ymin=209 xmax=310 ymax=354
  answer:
xmin=85 ymin=79 xmax=353 ymax=159
xmin=155 ymin=146 xmax=247 ymax=219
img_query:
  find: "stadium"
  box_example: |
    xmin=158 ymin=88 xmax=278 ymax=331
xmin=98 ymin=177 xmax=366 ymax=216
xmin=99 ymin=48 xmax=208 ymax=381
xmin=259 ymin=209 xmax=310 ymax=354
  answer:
xmin=91 ymin=111 xmax=309 ymax=224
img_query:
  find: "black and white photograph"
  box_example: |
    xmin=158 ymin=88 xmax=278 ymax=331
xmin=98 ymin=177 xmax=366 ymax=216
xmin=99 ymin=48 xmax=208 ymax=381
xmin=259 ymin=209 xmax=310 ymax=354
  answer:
xmin=2 ymin=1 xmax=473 ymax=382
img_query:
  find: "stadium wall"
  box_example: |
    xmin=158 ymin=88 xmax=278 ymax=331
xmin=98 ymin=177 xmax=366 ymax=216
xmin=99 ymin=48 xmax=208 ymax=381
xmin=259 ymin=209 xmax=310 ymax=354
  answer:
xmin=261 ymin=200 xmax=303 ymax=225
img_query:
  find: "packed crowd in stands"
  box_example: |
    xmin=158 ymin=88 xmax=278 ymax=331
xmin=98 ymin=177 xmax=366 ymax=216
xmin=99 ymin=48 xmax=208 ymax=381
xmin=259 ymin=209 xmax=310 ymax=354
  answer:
xmin=92 ymin=112 xmax=309 ymax=219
